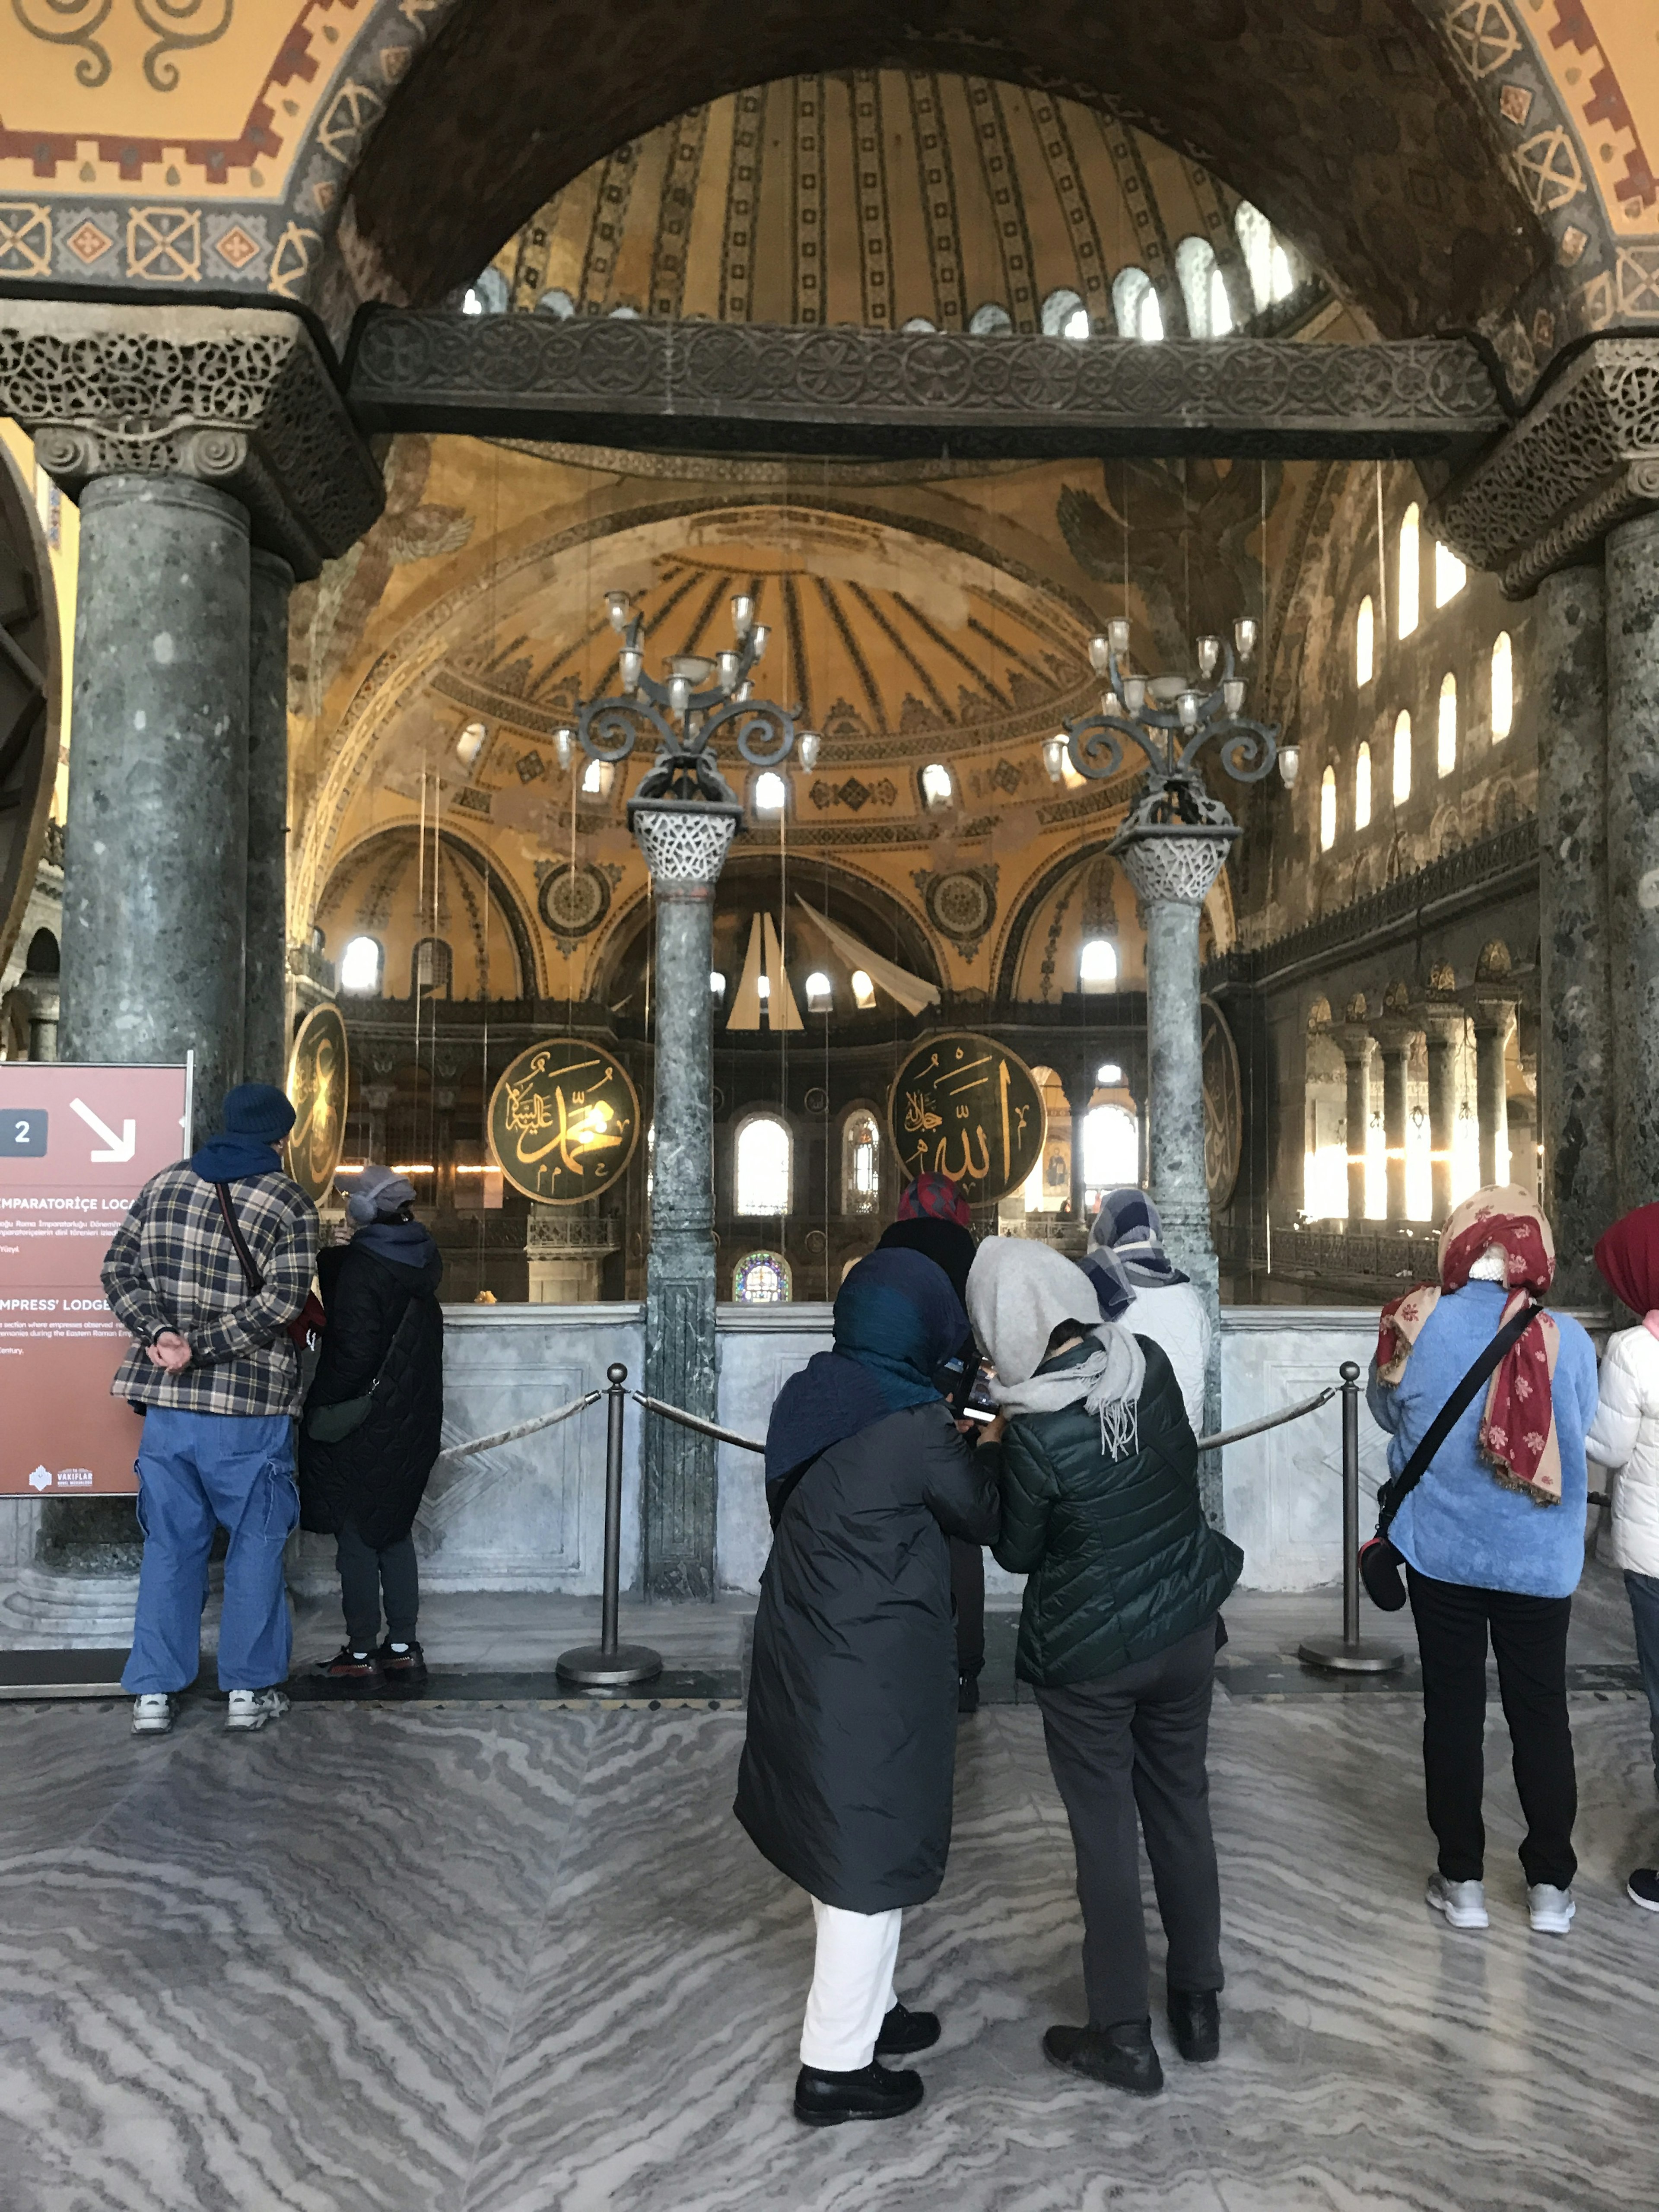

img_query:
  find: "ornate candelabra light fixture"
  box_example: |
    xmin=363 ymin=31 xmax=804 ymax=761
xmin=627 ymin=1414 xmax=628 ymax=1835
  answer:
xmin=560 ymin=588 xmax=820 ymax=810
xmin=1043 ymin=615 xmax=1294 ymax=881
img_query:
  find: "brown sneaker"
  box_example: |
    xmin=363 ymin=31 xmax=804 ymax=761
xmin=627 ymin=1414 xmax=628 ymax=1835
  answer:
xmin=377 ymin=1639 xmax=428 ymax=1686
xmin=320 ymin=1646 xmax=377 ymax=1681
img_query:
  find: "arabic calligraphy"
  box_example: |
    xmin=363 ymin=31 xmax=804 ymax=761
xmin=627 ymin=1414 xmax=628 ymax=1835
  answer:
xmin=487 ymin=1040 xmax=640 ymax=1205
xmin=887 ymin=1033 xmax=1046 ymax=1206
xmin=283 ymin=1004 xmax=349 ymax=1202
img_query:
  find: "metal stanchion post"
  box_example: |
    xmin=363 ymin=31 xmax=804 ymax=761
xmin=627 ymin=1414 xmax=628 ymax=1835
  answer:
xmin=556 ymin=1363 xmax=663 ymax=1689
xmin=1298 ymin=1361 xmax=1404 ymax=1675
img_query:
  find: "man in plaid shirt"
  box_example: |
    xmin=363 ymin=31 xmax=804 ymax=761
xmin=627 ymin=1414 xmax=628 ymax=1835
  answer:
xmin=103 ymin=1082 xmax=319 ymax=1736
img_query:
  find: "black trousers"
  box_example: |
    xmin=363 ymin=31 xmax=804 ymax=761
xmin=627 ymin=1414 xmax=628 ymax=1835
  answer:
xmin=1036 ymin=1619 xmax=1223 ymax=2031
xmin=1407 ymin=1567 xmax=1576 ymax=1891
xmin=950 ymin=1537 xmax=985 ymax=1676
xmin=336 ymin=1527 xmax=419 ymax=1650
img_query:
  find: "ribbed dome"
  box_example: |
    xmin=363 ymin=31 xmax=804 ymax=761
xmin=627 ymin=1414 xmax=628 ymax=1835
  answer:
xmin=482 ymin=68 xmax=1312 ymax=342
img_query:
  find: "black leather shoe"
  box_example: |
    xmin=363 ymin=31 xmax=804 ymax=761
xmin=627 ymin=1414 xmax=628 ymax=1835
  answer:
xmin=1042 ymin=2021 xmax=1163 ymax=2097
xmin=957 ymin=1669 xmax=981 ymax=1715
xmin=793 ymin=2061 xmax=924 ymax=2126
xmin=875 ymin=2000 xmax=941 ymax=2056
xmin=1168 ymin=1989 xmax=1220 ymax=2063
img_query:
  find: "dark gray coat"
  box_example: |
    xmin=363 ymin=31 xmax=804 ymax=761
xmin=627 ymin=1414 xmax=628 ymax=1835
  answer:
xmin=734 ymin=1401 xmax=999 ymax=1912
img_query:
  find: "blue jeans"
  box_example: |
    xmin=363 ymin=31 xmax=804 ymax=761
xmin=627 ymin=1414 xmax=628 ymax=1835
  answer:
xmin=1627 ymin=1571 xmax=1659 ymax=1791
xmin=122 ymin=1408 xmax=299 ymax=1695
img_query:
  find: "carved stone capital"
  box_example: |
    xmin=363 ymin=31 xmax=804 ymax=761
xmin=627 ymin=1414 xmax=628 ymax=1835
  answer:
xmin=0 ymin=301 xmax=382 ymax=581
xmin=1334 ymin=1023 xmax=1376 ymax=1071
xmin=1430 ymin=340 xmax=1659 ymax=600
xmin=1463 ymin=986 xmax=1519 ymax=1037
xmin=629 ymin=798 xmax=741 ymax=893
xmin=1412 ymin=1001 xmax=1468 ymax=1048
xmin=1369 ymin=1017 xmax=1421 ymax=1058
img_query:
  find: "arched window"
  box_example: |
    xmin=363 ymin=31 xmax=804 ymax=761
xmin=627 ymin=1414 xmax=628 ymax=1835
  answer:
xmin=1319 ymin=764 xmax=1337 ymax=851
xmin=1078 ymin=937 xmax=1119 ymax=992
xmin=1434 ymin=539 xmax=1467 ymax=608
xmin=804 ymin=970 xmax=833 ymax=1014
xmin=607 ymin=304 xmax=640 ymax=319
xmin=969 ymin=302 xmax=1012 ymax=335
xmin=580 ymin=757 xmax=613 ymax=798
xmin=339 ymin=935 xmax=383 ymax=995
xmin=900 ymin=316 xmax=937 ymax=334
xmin=1491 ymin=632 xmax=1514 ymax=740
xmin=1083 ymin=1104 xmax=1141 ymax=1204
xmin=1041 ymin=287 xmax=1088 ymax=338
xmin=1437 ymin=674 xmax=1457 ymax=779
xmin=1392 ymin=710 xmax=1412 ymax=805
xmin=24 ymin=927 xmax=58 ymax=975
xmin=1175 ymin=237 xmax=1231 ymax=337
xmin=752 ymin=770 xmax=787 ymax=814
xmin=1112 ymin=267 xmax=1163 ymax=341
xmin=412 ymin=938 xmax=452 ymax=999
xmin=537 ymin=287 xmax=575 ymax=318
xmin=1355 ymin=595 xmax=1374 ymax=687
xmin=842 ymin=1109 xmax=880 ymax=1215
xmin=919 ymin=762 xmax=954 ymax=809
xmin=1398 ymin=503 xmax=1420 ymax=639
xmin=733 ymin=1250 xmax=791 ymax=1303
xmin=735 ymin=1115 xmax=791 ymax=1215
xmin=455 ymin=720 xmax=487 ymax=769
xmin=1354 ymin=743 xmax=1372 ymax=831
xmin=1233 ymin=202 xmax=1297 ymax=310
xmin=850 ymin=969 xmax=877 ymax=1010
xmin=709 ymin=971 xmax=726 ymax=1001
xmin=462 ymin=267 xmax=508 ymax=315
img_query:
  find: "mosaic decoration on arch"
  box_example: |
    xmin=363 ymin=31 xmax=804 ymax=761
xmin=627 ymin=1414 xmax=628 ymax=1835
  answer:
xmin=487 ymin=1039 xmax=639 ymax=1206
xmin=283 ymin=1001 xmax=348 ymax=1202
xmin=888 ymin=1031 xmax=1046 ymax=1208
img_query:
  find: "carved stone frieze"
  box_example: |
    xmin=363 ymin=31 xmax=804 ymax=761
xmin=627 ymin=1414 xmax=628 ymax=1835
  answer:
xmin=349 ymin=313 xmax=1505 ymax=463
xmin=1430 ymin=340 xmax=1659 ymax=599
xmin=0 ymin=302 xmax=383 ymax=579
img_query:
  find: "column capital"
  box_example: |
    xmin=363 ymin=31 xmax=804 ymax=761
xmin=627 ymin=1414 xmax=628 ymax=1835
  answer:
xmin=0 ymin=300 xmax=382 ymax=581
xmin=1412 ymin=998 xmax=1468 ymax=1046
xmin=1369 ymin=1016 xmax=1420 ymax=1057
xmin=1431 ymin=337 xmax=1659 ymax=599
xmin=629 ymin=797 xmax=741 ymax=892
xmin=1333 ymin=1021 xmax=1376 ymax=1069
xmin=1462 ymin=985 xmax=1519 ymax=1036
xmin=1114 ymin=827 xmax=1234 ymax=909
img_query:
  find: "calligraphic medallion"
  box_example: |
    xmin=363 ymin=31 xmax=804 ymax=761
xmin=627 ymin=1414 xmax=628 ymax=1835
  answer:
xmin=1201 ymin=996 xmax=1243 ymax=1209
xmin=888 ymin=1032 xmax=1046 ymax=1208
xmin=283 ymin=1003 xmax=349 ymax=1201
xmin=487 ymin=1039 xmax=640 ymax=1206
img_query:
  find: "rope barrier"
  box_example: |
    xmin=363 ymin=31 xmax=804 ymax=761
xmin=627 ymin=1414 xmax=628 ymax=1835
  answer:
xmin=434 ymin=1389 xmax=603 ymax=1469
xmin=632 ymin=1392 xmax=766 ymax=1453
xmin=1193 ymin=1385 xmax=1338 ymax=1454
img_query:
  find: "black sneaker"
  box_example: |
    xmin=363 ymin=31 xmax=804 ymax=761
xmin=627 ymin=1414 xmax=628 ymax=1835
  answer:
xmin=1167 ymin=1988 xmax=1220 ymax=2063
xmin=1043 ymin=2021 xmax=1163 ymax=2096
xmin=793 ymin=2061 xmax=924 ymax=2126
xmin=957 ymin=1670 xmax=981 ymax=1716
xmin=320 ymin=1646 xmax=376 ymax=1680
xmin=875 ymin=2000 xmax=941 ymax=2056
xmin=378 ymin=1639 xmax=428 ymax=1686
xmin=1627 ymin=1867 xmax=1659 ymax=1912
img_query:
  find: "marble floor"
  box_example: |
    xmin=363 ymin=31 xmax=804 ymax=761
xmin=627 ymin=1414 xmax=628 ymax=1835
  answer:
xmin=1 ymin=1675 xmax=1657 ymax=2212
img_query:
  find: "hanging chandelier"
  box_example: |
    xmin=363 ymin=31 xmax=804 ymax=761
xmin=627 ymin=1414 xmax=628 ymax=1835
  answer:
xmin=560 ymin=589 xmax=820 ymax=807
xmin=1043 ymin=616 xmax=1297 ymax=825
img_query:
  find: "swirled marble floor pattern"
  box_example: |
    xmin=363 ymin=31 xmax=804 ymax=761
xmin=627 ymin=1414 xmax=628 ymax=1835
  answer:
xmin=1 ymin=1688 xmax=1656 ymax=2212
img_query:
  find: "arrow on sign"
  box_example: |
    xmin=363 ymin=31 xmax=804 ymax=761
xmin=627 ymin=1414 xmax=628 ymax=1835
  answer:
xmin=70 ymin=1098 xmax=136 ymax=1163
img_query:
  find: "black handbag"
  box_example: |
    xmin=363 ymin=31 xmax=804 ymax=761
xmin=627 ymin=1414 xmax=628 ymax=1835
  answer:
xmin=1358 ymin=1298 xmax=1541 ymax=1611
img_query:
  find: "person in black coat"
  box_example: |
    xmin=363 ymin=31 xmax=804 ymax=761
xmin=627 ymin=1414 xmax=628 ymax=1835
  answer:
xmin=735 ymin=1247 xmax=999 ymax=2129
xmin=875 ymin=1172 xmax=988 ymax=1713
xmin=299 ymin=1166 xmax=444 ymax=1684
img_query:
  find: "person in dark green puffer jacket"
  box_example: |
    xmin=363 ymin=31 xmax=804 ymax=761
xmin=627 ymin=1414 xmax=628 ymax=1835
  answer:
xmin=967 ymin=1236 xmax=1242 ymax=2099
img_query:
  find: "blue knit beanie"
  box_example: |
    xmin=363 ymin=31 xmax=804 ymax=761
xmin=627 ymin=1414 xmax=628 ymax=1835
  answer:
xmin=222 ymin=1082 xmax=296 ymax=1144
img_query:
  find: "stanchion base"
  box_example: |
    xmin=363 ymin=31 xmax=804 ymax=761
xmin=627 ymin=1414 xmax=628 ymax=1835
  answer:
xmin=554 ymin=1643 xmax=663 ymax=1688
xmin=1297 ymin=1636 xmax=1406 ymax=1675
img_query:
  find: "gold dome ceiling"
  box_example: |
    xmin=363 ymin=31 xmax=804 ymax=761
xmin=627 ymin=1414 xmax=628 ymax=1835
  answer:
xmin=485 ymin=69 xmax=1307 ymax=340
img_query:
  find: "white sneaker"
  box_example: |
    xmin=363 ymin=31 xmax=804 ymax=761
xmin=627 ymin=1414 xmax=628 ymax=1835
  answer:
xmin=226 ymin=1688 xmax=289 ymax=1732
xmin=1528 ymin=1883 xmax=1575 ymax=1935
xmin=130 ymin=1693 xmax=175 ymax=1737
xmin=1426 ymin=1873 xmax=1489 ymax=1929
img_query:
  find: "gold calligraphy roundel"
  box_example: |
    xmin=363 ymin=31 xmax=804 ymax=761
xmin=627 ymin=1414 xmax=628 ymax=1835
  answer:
xmin=888 ymin=1032 xmax=1047 ymax=1208
xmin=283 ymin=1003 xmax=349 ymax=1202
xmin=487 ymin=1039 xmax=641 ymax=1206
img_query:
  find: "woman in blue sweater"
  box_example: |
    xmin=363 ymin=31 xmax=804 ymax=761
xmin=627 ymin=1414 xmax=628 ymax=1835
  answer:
xmin=1368 ymin=1189 xmax=1599 ymax=1938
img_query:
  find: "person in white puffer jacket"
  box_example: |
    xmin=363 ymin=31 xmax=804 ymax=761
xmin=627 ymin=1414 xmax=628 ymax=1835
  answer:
xmin=1583 ymin=1203 xmax=1659 ymax=1913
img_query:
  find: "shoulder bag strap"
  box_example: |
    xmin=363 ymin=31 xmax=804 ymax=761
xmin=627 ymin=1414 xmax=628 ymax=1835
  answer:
xmin=215 ymin=1182 xmax=264 ymax=1295
xmin=1376 ymin=1299 xmax=1541 ymax=1538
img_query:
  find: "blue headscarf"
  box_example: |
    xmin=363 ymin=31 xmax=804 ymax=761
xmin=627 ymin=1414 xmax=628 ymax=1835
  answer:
xmin=1087 ymin=1187 xmax=1189 ymax=1288
xmin=764 ymin=1247 xmax=967 ymax=1490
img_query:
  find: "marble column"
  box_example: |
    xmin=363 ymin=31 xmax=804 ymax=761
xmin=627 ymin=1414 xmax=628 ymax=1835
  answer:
xmin=1371 ymin=1018 xmax=1417 ymax=1225
xmin=58 ymin=476 xmax=250 ymax=1119
xmin=245 ymin=549 xmax=294 ymax=1089
xmin=1334 ymin=1023 xmax=1375 ymax=1225
xmin=1466 ymin=994 xmax=1517 ymax=1189
xmin=632 ymin=799 xmax=740 ymax=1599
xmin=1416 ymin=1003 xmax=1465 ymax=1225
xmin=1064 ymin=1063 xmax=1094 ymax=1225
xmin=19 ymin=950 xmax=59 ymax=1062
xmin=1117 ymin=826 xmax=1228 ymax=1521
xmin=1535 ymin=563 xmax=1615 ymax=1296
xmin=1605 ymin=515 xmax=1659 ymax=1217
xmin=361 ymin=1084 xmax=394 ymax=1166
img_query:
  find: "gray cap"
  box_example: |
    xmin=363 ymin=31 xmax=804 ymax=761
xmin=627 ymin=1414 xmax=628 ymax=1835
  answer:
xmin=341 ymin=1163 xmax=417 ymax=1223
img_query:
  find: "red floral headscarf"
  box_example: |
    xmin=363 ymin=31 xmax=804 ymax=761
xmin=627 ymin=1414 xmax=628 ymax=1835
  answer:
xmin=896 ymin=1173 xmax=972 ymax=1228
xmin=1376 ymin=1186 xmax=1563 ymax=1506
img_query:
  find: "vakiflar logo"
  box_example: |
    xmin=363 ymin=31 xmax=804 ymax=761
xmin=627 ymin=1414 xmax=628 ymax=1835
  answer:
xmin=54 ymin=1468 xmax=93 ymax=1488
xmin=26 ymin=1465 xmax=50 ymax=1491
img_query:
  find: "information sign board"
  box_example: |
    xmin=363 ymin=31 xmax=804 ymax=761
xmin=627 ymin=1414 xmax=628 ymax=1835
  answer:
xmin=0 ymin=1063 xmax=191 ymax=1496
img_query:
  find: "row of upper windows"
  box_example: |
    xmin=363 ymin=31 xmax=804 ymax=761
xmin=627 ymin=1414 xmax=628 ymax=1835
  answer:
xmin=1317 ymin=637 xmax=1515 ymax=851
xmin=709 ymin=934 xmax=1121 ymax=1013
xmin=464 ymin=204 xmax=1299 ymax=340
xmin=1354 ymin=505 xmax=1468 ymax=682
